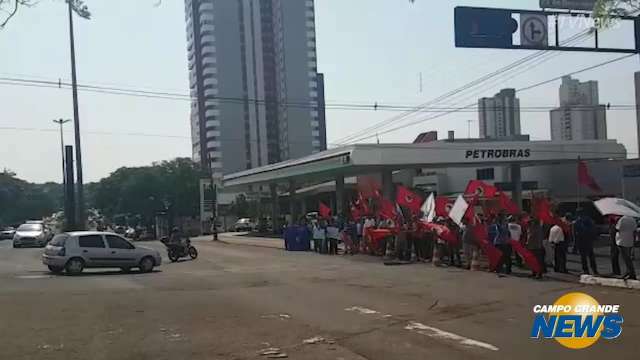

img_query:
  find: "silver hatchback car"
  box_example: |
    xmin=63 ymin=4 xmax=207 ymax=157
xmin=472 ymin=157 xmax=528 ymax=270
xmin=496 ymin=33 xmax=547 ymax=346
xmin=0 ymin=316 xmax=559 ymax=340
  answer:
xmin=42 ymin=231 xmax=162 ymax=275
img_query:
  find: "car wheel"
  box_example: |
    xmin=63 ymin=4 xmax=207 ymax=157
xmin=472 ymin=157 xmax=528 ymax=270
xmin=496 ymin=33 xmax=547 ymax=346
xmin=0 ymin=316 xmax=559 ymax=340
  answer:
xmin=12 ymin=243 xmax=18 ymax=248
xmin=48 ymin=265 xmax=64 ymax=274
xmin=65 ymin=258 xmax=84 ymax=275
xmin=139 ymin=256 xmax=154 ymax=273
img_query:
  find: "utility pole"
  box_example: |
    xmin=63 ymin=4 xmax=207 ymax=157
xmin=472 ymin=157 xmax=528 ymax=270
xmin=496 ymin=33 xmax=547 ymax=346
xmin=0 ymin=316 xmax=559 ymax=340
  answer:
xmin=53 ymin=119 xmax=71 ymax=186
xmin=68 ymin=0 xmax=85 ymax=229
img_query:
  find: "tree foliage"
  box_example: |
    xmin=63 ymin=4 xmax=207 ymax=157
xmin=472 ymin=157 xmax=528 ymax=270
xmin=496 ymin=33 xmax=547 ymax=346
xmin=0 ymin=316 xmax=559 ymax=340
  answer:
xmin=88 ymin=158 xmax=204 ymax=225
xmin=0 ymin=170 xmax=62 ymax=226
xmin=595 ymin=0 xmax=640 ymax=17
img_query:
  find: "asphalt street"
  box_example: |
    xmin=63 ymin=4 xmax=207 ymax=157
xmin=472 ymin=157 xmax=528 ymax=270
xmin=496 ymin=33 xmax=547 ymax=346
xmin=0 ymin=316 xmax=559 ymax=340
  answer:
xmin=0 ymin=236 xmax=638 ymax=360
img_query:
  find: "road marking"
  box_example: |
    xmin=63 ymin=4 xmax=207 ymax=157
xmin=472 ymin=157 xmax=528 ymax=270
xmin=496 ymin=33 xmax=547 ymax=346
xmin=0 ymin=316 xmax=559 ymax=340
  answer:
xmin=405 ymin=322 xmax=499 ymax=351
xmin=344 ymin=306 xmax=379 ymax=315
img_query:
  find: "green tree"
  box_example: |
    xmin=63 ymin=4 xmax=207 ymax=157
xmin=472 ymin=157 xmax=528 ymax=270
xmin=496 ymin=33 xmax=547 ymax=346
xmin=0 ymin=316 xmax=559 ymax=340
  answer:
xmin=0 ymin=171 xmax=61 ymax=226
xmin=595 ymin=0 xmax=640 ymax=17
xmin=88 ymin=158 xmax=204 ymax=225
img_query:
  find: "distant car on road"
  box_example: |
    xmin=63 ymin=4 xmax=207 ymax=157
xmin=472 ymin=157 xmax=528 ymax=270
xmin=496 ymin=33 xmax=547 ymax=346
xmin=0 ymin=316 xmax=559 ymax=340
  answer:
xmin=0 ymin=227 xmax=15 ymax=240
xmin=233 ymin=218 xmax=254 ymax=232
xmin=42 ymin=231 xmax=162 ymax=275
xmin=13 ymin=223 xmax=52 ymax=248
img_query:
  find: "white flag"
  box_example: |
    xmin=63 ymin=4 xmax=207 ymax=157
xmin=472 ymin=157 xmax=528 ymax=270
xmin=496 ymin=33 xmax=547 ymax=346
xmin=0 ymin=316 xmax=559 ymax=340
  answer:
xmin=448 ymin=195 xmax=469 ymax=227
xmin=421 ymin=193 xmax=436 ymax=222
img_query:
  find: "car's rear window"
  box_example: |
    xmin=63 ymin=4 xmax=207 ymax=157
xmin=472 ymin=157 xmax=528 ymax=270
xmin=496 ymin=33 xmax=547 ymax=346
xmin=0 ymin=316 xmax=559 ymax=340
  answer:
xmin=78 ymin=235 xmax=105 ymax=248
xmin=50 ymin=234 xmax=69 ymax=246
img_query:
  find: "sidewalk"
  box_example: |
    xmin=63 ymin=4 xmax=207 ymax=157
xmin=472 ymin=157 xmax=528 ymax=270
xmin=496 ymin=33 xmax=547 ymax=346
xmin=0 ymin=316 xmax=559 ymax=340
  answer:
xmin=193 ymin=232 xmax=285 ymax=249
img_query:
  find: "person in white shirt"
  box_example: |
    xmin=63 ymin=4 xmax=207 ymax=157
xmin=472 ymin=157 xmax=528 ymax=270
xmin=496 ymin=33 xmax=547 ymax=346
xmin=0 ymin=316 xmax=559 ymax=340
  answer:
xmin=548 ymin=222 xmax=567 ymax=273
xmin=508 ymin=216 xmax=523 ymax=267
xmin=616 ymin=215 xmax=637 ymax=280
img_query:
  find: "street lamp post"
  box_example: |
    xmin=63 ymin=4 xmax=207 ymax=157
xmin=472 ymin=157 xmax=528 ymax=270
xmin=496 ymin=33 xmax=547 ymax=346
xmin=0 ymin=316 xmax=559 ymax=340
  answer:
xmin=67 ymin=0 xmax=85 ymax=229
xmin=52 ymin=119 xmax=71 ymax=187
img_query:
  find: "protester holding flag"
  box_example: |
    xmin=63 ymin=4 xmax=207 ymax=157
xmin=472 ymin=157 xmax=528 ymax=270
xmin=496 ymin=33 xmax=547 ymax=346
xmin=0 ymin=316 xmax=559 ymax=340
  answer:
xmin=526 ymin=216 xmax=545 ymax=279
xmin=461 ymin=217 xmax=477 ymax=270
xmin=491 ymin=212 xmax=512 ymax=275
xmin=446 ymin=219 xmax=462 ymax=267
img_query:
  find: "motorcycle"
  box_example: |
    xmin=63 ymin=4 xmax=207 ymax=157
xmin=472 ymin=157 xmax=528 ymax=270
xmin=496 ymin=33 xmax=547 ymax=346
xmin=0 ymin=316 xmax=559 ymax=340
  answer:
xmin=161 ymin=237 xmax=198 ymax=262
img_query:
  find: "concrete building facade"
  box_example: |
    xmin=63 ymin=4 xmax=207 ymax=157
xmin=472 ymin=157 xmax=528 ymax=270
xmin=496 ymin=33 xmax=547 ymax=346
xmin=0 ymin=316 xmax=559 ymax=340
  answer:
xmin=478 ymin=88 xmax=521 ymax=139
xmin=550 ymin=76 xmax=607 ymax=141
xmin=185 ymin=0 xmax=324 ymax=179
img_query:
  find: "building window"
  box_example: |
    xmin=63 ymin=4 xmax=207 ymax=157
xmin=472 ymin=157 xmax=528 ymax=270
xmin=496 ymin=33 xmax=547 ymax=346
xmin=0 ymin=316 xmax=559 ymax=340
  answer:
xmin=476 ymin=168 xmax=495 ymax=181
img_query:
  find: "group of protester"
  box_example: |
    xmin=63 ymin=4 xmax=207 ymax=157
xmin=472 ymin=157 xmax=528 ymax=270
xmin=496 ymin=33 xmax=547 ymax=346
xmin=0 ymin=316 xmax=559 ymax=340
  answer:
xmin=303 ymin=186 xmax=638 ymax=281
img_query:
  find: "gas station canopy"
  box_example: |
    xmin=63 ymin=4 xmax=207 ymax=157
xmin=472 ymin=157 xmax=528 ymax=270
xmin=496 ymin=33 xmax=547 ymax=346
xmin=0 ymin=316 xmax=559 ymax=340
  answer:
xmin=223 ymin=140 xmax=626 ymax=189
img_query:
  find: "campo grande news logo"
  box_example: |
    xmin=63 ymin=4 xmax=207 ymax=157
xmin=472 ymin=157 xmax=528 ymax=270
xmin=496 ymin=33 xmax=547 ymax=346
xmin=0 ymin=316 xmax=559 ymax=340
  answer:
xmin=530 ymin=292 xmax=623 ymax=349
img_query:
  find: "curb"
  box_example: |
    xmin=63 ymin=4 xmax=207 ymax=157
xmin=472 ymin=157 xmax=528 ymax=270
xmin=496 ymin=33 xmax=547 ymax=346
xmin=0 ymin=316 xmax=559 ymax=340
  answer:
xmin=217 ymin=238 xmax=285 ymax=250
xmin=579 ymin=275 xmax=640 ymax=290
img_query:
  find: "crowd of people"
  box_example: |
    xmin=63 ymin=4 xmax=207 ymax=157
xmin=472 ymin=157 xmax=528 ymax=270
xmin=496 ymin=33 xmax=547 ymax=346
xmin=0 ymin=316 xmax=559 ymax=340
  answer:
xmin=300 ymin=207 xmax=637 ymax=281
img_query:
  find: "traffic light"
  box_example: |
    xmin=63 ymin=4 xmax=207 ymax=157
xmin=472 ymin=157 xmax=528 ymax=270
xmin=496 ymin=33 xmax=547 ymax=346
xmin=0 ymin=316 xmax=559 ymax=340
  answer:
xmin=455 ymin=7 xmax=518 ymax=49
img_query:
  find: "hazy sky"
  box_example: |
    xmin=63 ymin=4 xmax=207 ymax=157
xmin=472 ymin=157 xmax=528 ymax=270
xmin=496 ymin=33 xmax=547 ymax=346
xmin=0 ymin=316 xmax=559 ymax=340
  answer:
xmin=1 ymin=0 xmax=639 ymax=183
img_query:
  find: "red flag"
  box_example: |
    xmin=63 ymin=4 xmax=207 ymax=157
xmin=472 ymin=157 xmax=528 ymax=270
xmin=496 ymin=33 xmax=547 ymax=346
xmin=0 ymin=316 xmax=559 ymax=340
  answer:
xmin=532 ymin=196 xmax=570 ymax=233
xmin=510 ymin=240 xmax=542 ymax=274
xmin=396 ymin=185 xmax=423 ymax=215
xmin=379 ymin=198 xmax=397 ymax=221
xmin=435 ymin=196 xmax=454 ymax=217
xmin=472 ymin=224 xmax=502 ymax=271
xmin=464 ymin=195 xmax=479 ymax=223
xmin=578 ymin=160 xmax=602 ymax=192
xmin=357 ymin=176 xmax=382 ymax=199
xmin=497 ymin=192 xmax=519 ymax=214
xmin=464 ymin=180 xmax=498 ymax=198
xmin=419 ymin=221 xmax=459 ymax=246
xmin=319 ymin=202 xmax=331 ymax=219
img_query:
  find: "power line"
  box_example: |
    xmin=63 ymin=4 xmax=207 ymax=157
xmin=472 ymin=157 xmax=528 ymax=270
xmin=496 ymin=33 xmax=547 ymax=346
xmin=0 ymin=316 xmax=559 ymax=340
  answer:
xmin=331 ymin=30 xmax=595 ymax=145
xmin=341 ymin=53 xmax=636 ymax=144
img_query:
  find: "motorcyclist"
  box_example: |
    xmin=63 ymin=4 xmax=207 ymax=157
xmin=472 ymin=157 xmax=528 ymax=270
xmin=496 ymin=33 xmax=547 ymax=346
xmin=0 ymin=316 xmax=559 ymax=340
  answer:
xmin=168 ymin=227 xmax=187 ymax=248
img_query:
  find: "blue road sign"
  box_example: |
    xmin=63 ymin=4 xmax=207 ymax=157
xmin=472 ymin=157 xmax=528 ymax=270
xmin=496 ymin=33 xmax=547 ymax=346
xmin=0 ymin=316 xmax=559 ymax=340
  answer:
xmin=454 ymin=7 xmax=518 ymax=49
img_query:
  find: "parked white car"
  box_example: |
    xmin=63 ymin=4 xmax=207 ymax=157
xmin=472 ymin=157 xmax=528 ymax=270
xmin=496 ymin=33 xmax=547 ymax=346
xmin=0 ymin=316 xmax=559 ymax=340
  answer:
xmin=233 ymin=218 xmax=255 ymax=232
xmin=42 ymin=231 xmax=162 ymax=275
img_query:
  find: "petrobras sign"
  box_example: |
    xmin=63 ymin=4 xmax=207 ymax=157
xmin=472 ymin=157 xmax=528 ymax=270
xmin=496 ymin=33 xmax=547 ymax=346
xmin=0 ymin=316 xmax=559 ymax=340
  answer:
xmin=539 ymin=0 xmax=596 ymax=11
xmin=465 ymin=148 xmax=532 ymax=160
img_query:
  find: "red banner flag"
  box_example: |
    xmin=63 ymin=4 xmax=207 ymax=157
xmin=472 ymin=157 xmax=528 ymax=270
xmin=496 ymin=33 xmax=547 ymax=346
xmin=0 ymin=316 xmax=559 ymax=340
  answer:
xmin=396 ymin=185 xmax=423 ymax=215
xmin=510 ymin=240 xmax=542 ymax=274
xmin=578 ymin=160 xmax=602 ymax=192
xmin=497 ymin=192 xmax=519 ymax=214
xmin=419 ymin=221 xmax=460 ymax=246
xmin=472 ymin=224 xmax=502 ymax=271
xmin=379 ymin=198 xmax=397 ymax=221
xmin=464 ymin=195 xmax=480 ymax=223
xmin=464 ymin=180 xmax=498 ymax=198
xmin=319 ymin=202 xmax=331 ymax=219
xmin=435 ymin=197 xmax=454 ymax=217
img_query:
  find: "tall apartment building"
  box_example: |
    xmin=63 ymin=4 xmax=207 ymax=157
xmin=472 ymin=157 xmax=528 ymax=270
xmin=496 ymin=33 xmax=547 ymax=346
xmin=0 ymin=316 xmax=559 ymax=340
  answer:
xmin=550 ymin=76 xmax=607 ymax=141
xmin=185 ymin=0 xmax=325 ymax=178
xmin=478 ymin=88 xmax=521 ymax=139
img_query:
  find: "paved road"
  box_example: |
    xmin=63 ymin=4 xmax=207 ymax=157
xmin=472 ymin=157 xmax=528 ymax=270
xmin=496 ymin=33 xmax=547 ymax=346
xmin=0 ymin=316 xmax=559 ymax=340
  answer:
xmin=0 ymin=237 xmax=637 ymax=359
